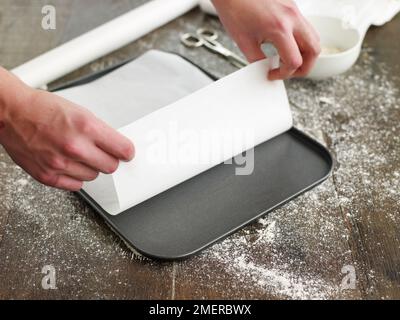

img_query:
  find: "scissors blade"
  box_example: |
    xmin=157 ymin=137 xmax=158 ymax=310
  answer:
xmin=200 ymin=37 xmax=248 ymax=69
xmin=226 ymin=52 xmax=249 ymax=68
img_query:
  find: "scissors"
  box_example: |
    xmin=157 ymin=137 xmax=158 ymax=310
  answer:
xmin=180 ymin=28 xmax=248 ymax=69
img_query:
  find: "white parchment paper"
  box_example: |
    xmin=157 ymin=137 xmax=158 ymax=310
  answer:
xmin=56 ymin=51 xmax=292 ymax=215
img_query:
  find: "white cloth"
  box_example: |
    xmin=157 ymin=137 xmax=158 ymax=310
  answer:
xmin=201 ymin=0 xmax=400 ymax=30
xmin=56 ymin=51 xmax=292 ymax=215
xmin=295 ymin=0 xmax=400 ymax=31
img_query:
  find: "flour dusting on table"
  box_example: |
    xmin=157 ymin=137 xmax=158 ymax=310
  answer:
xmin=0 ymin=43 xmax=398 ymax=299
xmin=182 ymin=45 xmax=399 ymax=300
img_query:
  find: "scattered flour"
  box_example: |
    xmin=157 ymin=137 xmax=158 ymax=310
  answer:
xmin=0 ymin=27 xmax=398 ymax=299
xmin=16 ymin=179 xmax=28 ymax=187
xmin=186 ymin=45 xmax=399 ymax=300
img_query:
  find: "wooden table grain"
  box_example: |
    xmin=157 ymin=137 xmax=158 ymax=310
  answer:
xmin=0 ymin=0 xmax=399 ymax=300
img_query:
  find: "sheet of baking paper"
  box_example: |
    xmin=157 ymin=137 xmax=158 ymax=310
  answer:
xmin=56 ymin=51 xmax=214 ymax=213
xmin=57 ymin=51 xmax=213 ymax=129
xmin=113 ymin=59 xmax=292 ymax=215
xmin=57 ymin=51 xmax=292 ymax=215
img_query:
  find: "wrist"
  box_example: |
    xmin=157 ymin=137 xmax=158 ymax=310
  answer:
xmin=0 ymin=67 xmax=34 ymax=126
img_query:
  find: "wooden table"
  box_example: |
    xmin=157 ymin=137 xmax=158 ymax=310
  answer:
xmin=0 ymin=0 xmax=399 ymax=300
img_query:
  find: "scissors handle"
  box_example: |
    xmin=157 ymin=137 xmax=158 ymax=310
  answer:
xmin=180 ymin=33 xmax=203 ymax=48
xmin=181 ymin=28 xmax=249 ymax=69
xmin=196 ymin=28 xmax=218 ymax=41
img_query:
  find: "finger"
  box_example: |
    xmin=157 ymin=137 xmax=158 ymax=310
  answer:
xmin=303 ymin=18 xmax=320 ymax=43
xmin=298 ymin=17 xmax=320 ymax=51
xmin=292 ymin=51 xmax=316 ymax=78
xmin=40 ymin=152 xmax=100 ymax=181
xmin=292 ymin=20 xmax=321 ymax=77
xmin=63 ymin=161 xmax=99 ymax=182
xmin=7 ymin=151 xmax=43 ymax=183
xmin=53 ymin=175 xmax=83 ymax=191
xmin=4 ymin=146 xmax=83 ymax=191
xmin=10 ymin=153 xmax=83 ymax=191
xmin=63 ymin=140 xmax=120 ymax=175
xmin=268 ymin=33 xmax=303 ymax=80
xmin=236 ymin=37 xmax=265 ymax=63
xmin=94 ymin=120 xmax=135 ymax=162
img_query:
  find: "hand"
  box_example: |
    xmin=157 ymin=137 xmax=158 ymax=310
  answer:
xmin=0 ymin=68 xmax=134 ymax=191
xmin=212 ymin=0 xmax=321 ymax=79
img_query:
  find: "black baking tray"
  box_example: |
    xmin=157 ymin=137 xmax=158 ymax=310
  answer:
xmin=53 ymin=53 xmax=333 ymax=260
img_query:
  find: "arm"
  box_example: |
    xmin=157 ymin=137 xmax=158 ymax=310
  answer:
xmin=0 ymin=67 xmax=134 ymax=191
xmin=212 ymin=0 xmax=321 ymax=79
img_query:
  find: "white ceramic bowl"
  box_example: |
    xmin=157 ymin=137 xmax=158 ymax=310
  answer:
xmin=306 ymin=15 xmax=363 ymax=79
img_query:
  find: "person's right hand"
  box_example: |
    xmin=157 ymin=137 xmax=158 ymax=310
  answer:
xmin=212 ymin=0 xmax=321 ymax=80
xmin=0 ymin=69 xmax=135 ymax=191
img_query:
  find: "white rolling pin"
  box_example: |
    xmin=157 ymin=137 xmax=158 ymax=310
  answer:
xmin=12 ymin=0 xmax=200 ymax=89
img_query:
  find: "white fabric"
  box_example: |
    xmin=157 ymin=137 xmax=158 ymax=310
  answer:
xmin=201 ymin=0 xmax=400 ymax=30
xmin=295 ymin=0 xmax=400 ymax=31
xmin=56 ymin=51 xmax=292 ymax=215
